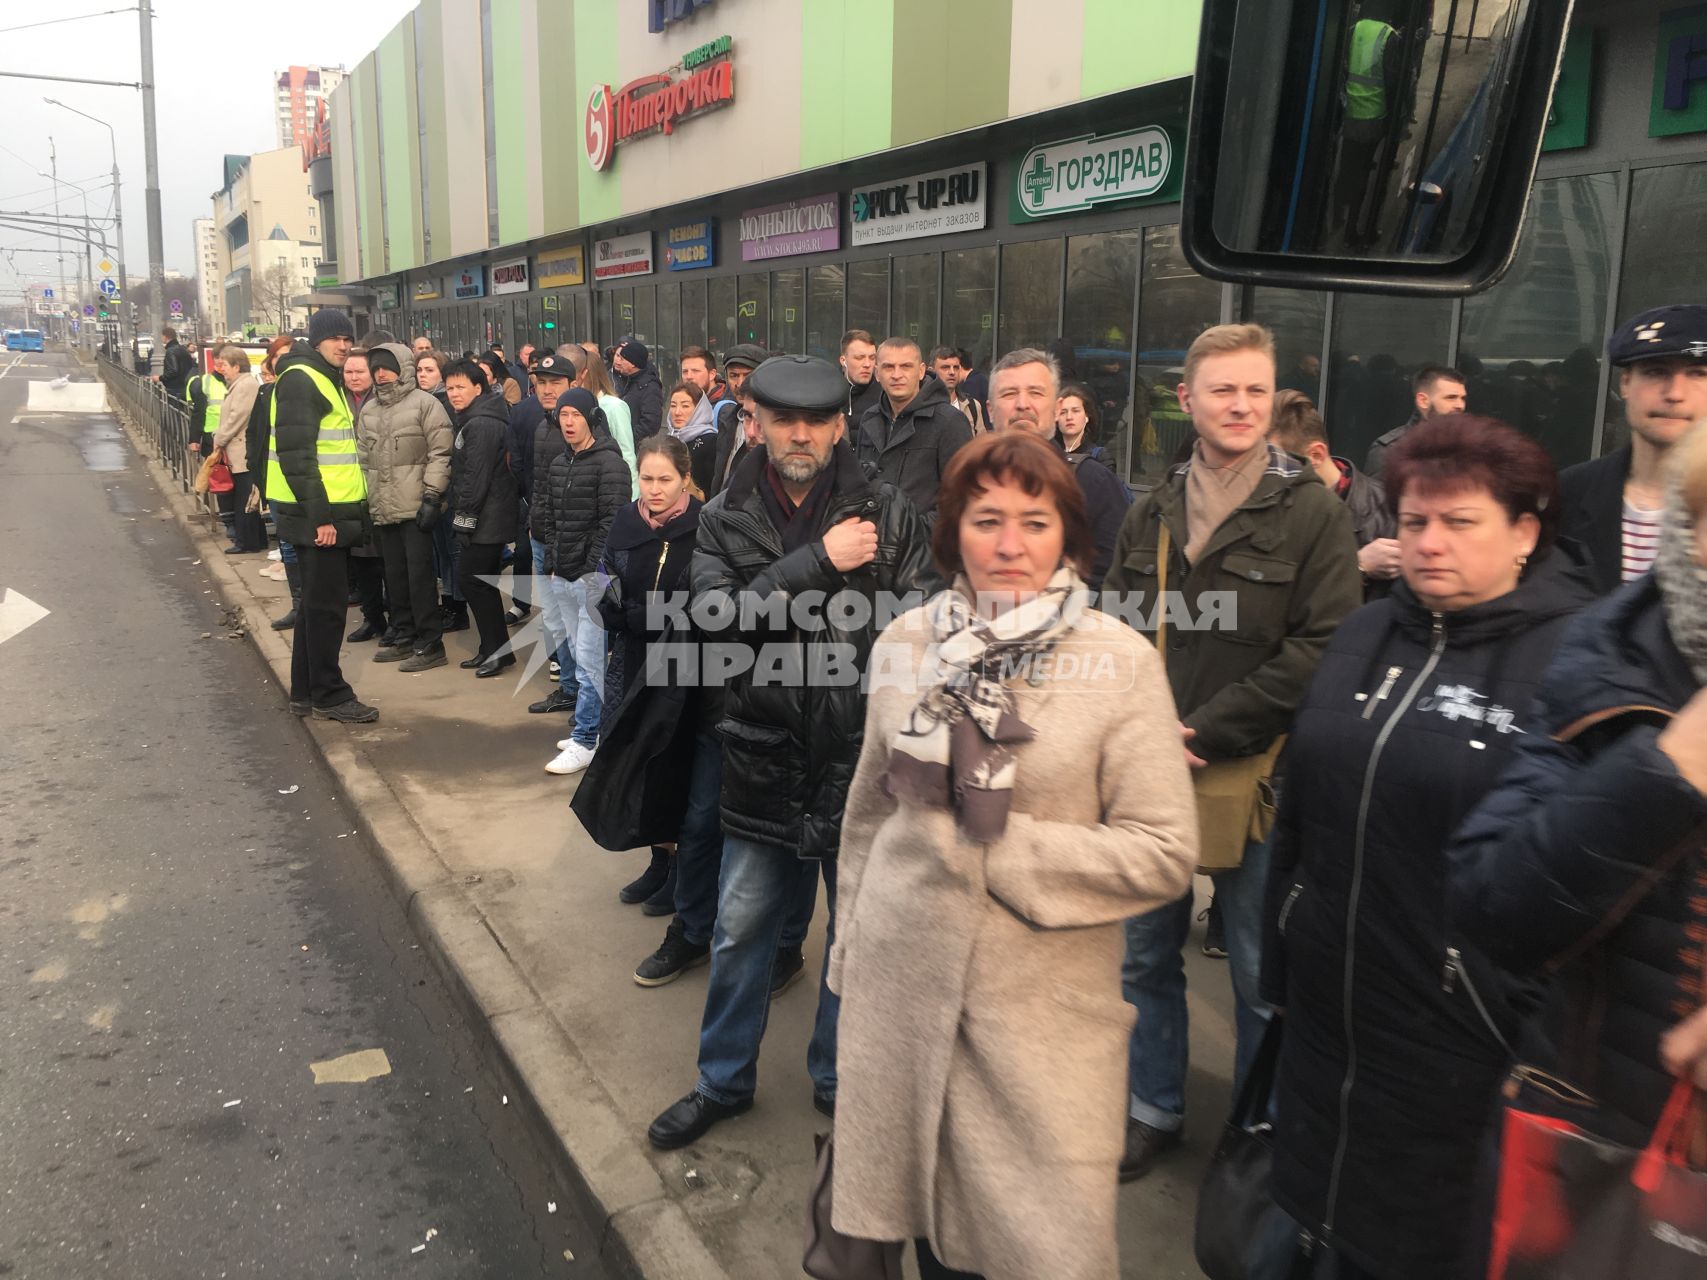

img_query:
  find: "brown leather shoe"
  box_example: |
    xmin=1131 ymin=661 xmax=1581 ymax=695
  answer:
xmin=1119 ymin=1119 xmax=1182 ymax=1183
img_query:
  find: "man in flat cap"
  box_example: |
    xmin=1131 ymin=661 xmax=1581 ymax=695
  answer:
xmin=709 ymin=344 xmax=768 ymax=497
xmin=1561 ymin=304 xmax=1707 ymax=594
xmin=648 ymin=355 xmax=932 ymax=1151
xmin=612 ymin=337 xmax=663 ymax=442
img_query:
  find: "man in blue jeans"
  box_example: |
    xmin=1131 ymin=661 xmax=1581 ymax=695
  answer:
xmin=646 ymin=354 xmax=930 ymax=1150
xmin=1102 ymin=324 xmax=1360 ymax=1181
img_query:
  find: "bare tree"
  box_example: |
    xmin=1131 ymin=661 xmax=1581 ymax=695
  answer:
xmin=251 ymin=261 xmax=298 ymax=333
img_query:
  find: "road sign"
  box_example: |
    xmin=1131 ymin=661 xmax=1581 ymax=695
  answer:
xmin=99 ymin=278 xmax=117 ymax=297
xmin=169 ymin=299 xmax=183 ymax=315
xmin=98 ymin=259 xmax=113 ymax=273
xmin=83 ymin=305 xmax=94 ymax=317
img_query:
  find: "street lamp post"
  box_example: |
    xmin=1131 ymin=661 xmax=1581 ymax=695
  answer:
xmin=44 ymin=98 xmax=127 ymax=357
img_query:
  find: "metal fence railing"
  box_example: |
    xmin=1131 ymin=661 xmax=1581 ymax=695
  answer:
xmin=99 ymin=355 xmax=199 ymax=494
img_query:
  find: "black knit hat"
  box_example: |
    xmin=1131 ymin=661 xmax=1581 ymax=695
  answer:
xmin=306 ymin=308 xmax=354 ymax=347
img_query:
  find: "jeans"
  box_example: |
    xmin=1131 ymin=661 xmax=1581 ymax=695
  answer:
xmin=289 ymin=542 xmax=355 ymax=709
xmin=431 ymin=517 xmax=463 ymax=602
xmin=531 ymin=537 xmax=574 ymax=695
xmin=696 ymin=838 xmax=838 ymax=1105
xmin=551 ymin=575 xmax=605 ymax=749
xmin=1122 ymin=827 xmax=1276 ymax=1130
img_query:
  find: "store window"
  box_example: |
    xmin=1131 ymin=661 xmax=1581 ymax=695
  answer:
xmin=1247 ymin=288 xmax=1328 ymax=405
xmin=1325 ymin=293 xmax=1454 ymax=472
xmin=807 ymin=265 xmax=845 ymax=359
xmin=892 ymin=253 xmax=939 ymax=351
xmin=773 ymin=269 xmax=805 ymax=354
xmin=1460 ymin=172 xmax=1618 ymax=467
xmin=737 ymin=274 xmax=770 ymax=346
xmin=848 ymin=259 xmax=889 ymax=338
xmin=595 ymin=291 xmax=613 ymax=349
xmin=1620 ymin=164 xmax=1707 ymax=324
xmin=942 ymin=247 xmax=996 ymax=376
xmin=1132 ymin=225 xmax=1221 ymax=483
xmin=633 ymin=286 xmax=656 ymax=363
xmin=1063 ymin=230 xmax=1138 ymax=470
xmin=709 ymin=276 xmax=737 ymax=357
xmin=613 ymin=287 xmax=637 ymax=339
xmin=656 ymin=282 xmax=680 ymax=385
xmin=998 ymin=239 xmax=1062 ymax=357
xmin=681 ymin=278 xmax=708 ymax=351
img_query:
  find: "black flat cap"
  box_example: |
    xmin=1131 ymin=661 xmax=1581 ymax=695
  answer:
xmin=746 ymin=355 xmax=847 ymax=414
xmin=531 ymin=352 xmax=576 ymax=380
xmin=1609 ymin=304 xmax=1707 ymax=366
xmin=721 ymin=343 xmax=769 ymax=371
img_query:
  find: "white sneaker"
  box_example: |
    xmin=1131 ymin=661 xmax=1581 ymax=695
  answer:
xmin=544 ymin=741 xmax=596 ymax=775
xmin=266 ymin=548 xmax=282 ymax=562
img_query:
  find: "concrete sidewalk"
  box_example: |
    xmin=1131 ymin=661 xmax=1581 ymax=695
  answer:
xmin=112 ymin=394 xmax=1240 ymax=1279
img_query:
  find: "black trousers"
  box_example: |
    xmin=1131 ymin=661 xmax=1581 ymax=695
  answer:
xmin=458 ymin=540 xmax=508 ymax=660
xmin=375 ymin=520 xmax=442 ymax=650
xmin=916 ymin=1239 xmax=982 ymax=1280
xmin=290 ymin=543 xmax=356 ymax=709
xmin=510 ymin=498 xmax=532 ymax=609
xmin=228 ymin=471 xmax=267 ymax=551
xmin=349 ymin=552 xmax=388 ymax=630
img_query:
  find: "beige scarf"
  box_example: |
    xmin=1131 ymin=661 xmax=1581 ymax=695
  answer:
xmin=1184 ymin=438 xmax=1268 ymax=565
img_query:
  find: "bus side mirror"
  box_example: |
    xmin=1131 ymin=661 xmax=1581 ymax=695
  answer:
xmin=1181 ymin=0 xmax=1575 ymax=296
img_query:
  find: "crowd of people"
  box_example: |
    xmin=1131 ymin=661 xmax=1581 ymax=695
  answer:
xmin=156 ymin=297 xmax=1707 ymax=1279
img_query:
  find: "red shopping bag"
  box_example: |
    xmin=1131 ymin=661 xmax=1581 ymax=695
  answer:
xmin=1490 ymin=1079 xmax=1707 ymax=1278
xmin=207 ymin=454 xmax=234 ymax=493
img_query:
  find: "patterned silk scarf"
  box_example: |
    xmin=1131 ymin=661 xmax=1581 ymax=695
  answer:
xmin=1654 ymin=475 xmax=1707 ymax=687
xmin=884 ymin=567 xmax=1088 ymax=841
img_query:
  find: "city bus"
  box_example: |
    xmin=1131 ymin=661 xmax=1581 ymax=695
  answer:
xmin=6 ymin=328 xmax=45 ymax=352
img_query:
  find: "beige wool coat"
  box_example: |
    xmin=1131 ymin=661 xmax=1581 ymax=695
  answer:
xmin=211 ymin=372 xmax=258 ymax=473
xmin=827 ymin=601 xmax=1199 ymax=1280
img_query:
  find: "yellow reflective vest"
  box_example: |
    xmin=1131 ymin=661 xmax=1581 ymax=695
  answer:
xmin=189 ymin=371 xmax=226 ymax=435
xmin=266 ymin=361 xmax=366 ymax=506
xmin=1346 ymin=20 xmax=1396 ymax=123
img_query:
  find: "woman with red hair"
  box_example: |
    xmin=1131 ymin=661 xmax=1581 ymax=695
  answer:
xmin=1261 ymin=416 xmax=1598 ymax=1279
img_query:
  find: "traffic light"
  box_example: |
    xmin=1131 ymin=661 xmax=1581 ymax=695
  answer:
xmin=542 ymin=319 xmax=556 ymax=331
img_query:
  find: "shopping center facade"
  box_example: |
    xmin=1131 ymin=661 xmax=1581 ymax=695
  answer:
xmin=328 ymin=0 xmax=1707 ymax=479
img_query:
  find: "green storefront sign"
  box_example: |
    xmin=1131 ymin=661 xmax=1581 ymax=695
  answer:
xmin=1010 ymin=124 xmax=1182 ymax=223
xmin=1653 ymin=4 xmax=1707 ymax=138
xmin=1544 ymin=28 xmax=1595 ymax=152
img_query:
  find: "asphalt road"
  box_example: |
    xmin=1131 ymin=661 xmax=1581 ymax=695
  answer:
xmin=0 ymin=350 xmax=603 ymax=1278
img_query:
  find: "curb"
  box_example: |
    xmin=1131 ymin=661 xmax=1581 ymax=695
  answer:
xmin=105 ymin=393 xmax=732 ymax=1280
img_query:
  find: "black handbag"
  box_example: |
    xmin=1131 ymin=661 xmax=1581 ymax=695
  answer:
xmin=802 ymin=1132 xmax=905 ymax=1280
xmin=1195 ymin=1016 xmax=1315 ymax=1280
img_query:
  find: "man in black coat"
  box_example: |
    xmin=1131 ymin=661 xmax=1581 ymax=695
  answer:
xmin=156 ymin=326 xmax=194 ymax=400
xmin=1363 ymin=365 xmax=1465 ymax=479
xmin=708 ymin=344 xmax=766 ymax=498
xmin=840 ymin=328 xmax=881 ymax=430
xmin=647 ymin=355 xmax=931 ymax=1152
xmin=613 ymin=337 xmax=663 ymax=441
xmin=986 ymin=347 xmax=1131 ymax=584
xmin=1559 ymin=304 xmax=1707 ymax=595
xmin=854 ymin=336 xmax=973 ymax=524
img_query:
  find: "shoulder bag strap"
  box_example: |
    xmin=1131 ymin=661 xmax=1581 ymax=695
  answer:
xmin=1156 ymin=519 xmax=1170 ymax=651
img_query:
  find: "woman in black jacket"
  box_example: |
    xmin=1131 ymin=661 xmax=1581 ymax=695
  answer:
xmin=539 ymin=388 xmax=631 ymax=773
xmin=443 ymin=359 xmax=518 ymax=677
xmin=1261 ymin=417 xmax=1597 ymax=1280
xmin=1449 ymin=424 xmax=1707 ymax=1161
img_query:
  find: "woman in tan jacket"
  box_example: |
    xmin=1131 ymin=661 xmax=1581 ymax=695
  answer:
xmin=827 ymin=431 xmax=1198 ymax=1280
xmin=209 ymin=344 xmax=266 ymax=553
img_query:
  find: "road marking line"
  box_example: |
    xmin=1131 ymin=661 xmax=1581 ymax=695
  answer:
xmin=0 ymin=355 xmax=24 ymax=379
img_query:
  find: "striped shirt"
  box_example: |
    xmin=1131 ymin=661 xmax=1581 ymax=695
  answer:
xmin=1622 ymin=500 xmax=1663 ymax=582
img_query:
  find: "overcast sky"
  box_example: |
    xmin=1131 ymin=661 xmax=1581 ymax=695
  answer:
xmin=0 ymin=0 xmax=417 ymax=299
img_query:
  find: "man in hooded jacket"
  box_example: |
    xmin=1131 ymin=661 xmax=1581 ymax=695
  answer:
xmin=357 ymin=342 xmax=455 ymax=671
xmin=613 ymin=337 xmax=664 ymax=442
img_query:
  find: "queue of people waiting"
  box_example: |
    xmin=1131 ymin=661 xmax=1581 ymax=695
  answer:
xmin=173 ymin=298 xmax=1707 ymax=1279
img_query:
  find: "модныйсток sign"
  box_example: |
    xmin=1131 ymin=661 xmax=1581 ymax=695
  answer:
xmin=739 ymin=194 xmax=839 ymax=261
xmin=1011 ymin=126 xmax=1176 ymax=222
xmin=585 ymin=35 xmax=735 ymax=173
xmin=850 ymin=163 xmax=986 ymax=247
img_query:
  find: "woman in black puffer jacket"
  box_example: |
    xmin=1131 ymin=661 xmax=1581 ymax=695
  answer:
xmin=538 ymin=388 xmax=631 ymax=769
xmin=444 ymin=358 xmax=518 ymax=677
xmin=1450 ymin=424 xmax=1707 ymax=1159
xmin=1261 ymin=417 xmax=1597 ymax=1280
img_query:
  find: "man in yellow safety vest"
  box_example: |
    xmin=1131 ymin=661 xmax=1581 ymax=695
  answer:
xmin=186 ymin=363 xmax=227 ymax=456
xmin=1335 ymin=8 xmax=1403 ymax=244
xmin=267 ymin=308 xmax=379 ymax=723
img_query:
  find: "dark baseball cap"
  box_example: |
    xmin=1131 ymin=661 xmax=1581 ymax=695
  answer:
xmin=531 ymin=352 xmax=576 ymax=380
xmin=1608 ymin=304 xmax=1707 ymax=366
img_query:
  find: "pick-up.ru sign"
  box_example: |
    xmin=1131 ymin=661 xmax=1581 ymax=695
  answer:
xmin=1011 ymin=125 xmax=1179 ymax=222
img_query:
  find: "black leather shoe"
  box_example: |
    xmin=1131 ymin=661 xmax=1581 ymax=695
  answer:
xmin=475 ymin=654 xmax=516 ymax=678
xmin=373 ymin=642 xmax=412 ymax=663
xmin=271 ymin=609 xmax=296 ymax=631
xmin=528 ymin=688 xmax=576 ymax=714
xmin=288 ymin=699 xmax=311 ymax=717
xmin=504 ymin=606 xmax=531 ymax=628
xmin=347 ymin=621 xmax=381 ymax=643
xmin=647 ymin=1091 xmax=752 ymax=1151
xmin=1118 ymin=1120 xmax=1182 ymax=1183
xmin=459 ymin=653 xmax=489 ymax=670
xmin=813 ymin=1091 xmax=835 ymax=1119
xmin=222 ymin=545 xmax=245 ymax=555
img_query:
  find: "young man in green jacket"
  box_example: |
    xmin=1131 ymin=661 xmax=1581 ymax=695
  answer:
xmin=1101 ymin=323 xmax=1361 ymax=1181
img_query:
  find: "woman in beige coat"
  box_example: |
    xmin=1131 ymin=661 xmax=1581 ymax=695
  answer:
xmin=828 ymin=432 xmax=1198 ymax=1280
xmin=209 ymin=344 xmax=266 ymax=553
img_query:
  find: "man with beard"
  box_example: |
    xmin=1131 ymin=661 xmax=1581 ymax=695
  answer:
xmin=646 ymin=355 xmax=931 ymax=1150
xmin=1560 ymin=304 xmax=1707 ymax=594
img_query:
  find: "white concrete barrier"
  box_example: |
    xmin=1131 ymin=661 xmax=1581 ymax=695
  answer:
xmin=27 ymin=380 xmax=109 ymax=413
